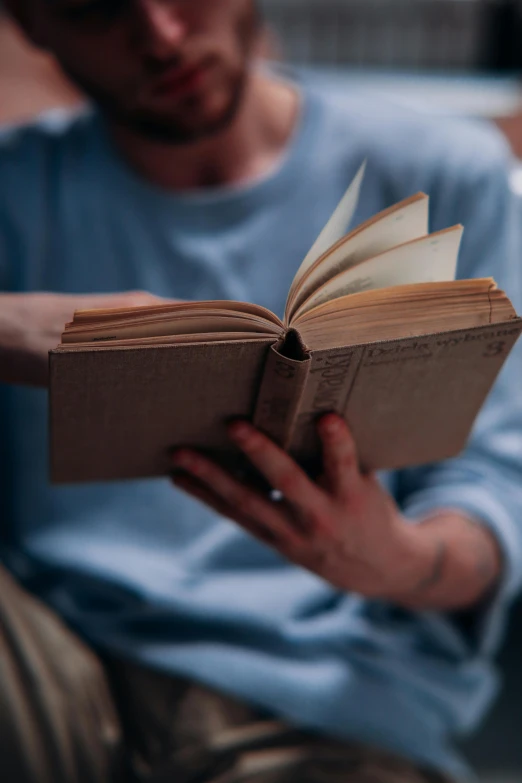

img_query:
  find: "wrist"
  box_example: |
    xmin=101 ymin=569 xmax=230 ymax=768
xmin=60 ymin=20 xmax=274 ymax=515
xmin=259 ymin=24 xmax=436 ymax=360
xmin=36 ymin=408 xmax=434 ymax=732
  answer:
xmin=0 ymin=295 xmax=23 ymax=347
xmin=0 ymin=294 xmax=47 ymax=386
xmin=380 ymin=520 xmax=444 ymax=605
xmin=382 ymin=511 xmax=502 ymax=611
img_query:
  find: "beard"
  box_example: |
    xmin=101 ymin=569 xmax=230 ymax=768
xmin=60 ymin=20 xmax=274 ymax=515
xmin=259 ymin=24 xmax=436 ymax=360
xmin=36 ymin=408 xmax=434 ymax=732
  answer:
xmin=56 ymin=2 xmax=260 ymax=145
xmin=80 ymin=63 xmax=249 ymax=145
xmin=123 ymin=82 xmax=246 ymax=145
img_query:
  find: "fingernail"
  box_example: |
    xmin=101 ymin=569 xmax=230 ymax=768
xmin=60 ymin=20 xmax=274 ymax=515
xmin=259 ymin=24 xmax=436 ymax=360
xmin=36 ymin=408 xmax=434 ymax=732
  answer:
xmin=321 ymin=415 xmax=341 ymax=434
xmin=228 ymin=421 xmax=252 ymax=441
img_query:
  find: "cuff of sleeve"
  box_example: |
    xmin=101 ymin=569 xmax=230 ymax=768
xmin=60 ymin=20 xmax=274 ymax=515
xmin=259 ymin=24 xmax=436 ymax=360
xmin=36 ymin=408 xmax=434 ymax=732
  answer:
xmin=402 ymin=484 xmax=522 ymax=655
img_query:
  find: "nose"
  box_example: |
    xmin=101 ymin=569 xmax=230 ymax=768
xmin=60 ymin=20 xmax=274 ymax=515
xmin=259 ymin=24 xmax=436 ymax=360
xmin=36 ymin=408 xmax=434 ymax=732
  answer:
xmin=134 ymin=0 xmax=187 ymax=60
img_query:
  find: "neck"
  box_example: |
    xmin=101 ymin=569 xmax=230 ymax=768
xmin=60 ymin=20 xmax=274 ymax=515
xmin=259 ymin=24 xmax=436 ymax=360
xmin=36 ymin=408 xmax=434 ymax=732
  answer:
xmin=107 ymin=71 xmax=300 ymax=192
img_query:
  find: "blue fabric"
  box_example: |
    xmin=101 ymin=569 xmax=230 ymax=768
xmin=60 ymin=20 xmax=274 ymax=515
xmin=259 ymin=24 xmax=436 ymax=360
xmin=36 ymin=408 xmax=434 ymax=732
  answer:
xmin=1 ymin=81 xmax=522 ymax=778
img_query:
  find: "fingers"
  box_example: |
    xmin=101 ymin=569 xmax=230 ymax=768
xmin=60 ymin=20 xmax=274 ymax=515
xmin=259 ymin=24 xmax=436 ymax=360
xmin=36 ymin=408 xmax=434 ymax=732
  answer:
xmin=74 ymin=291 xmax=164 ymax=315
xmin=171 ymin=473 xmax=279 ymax=547
xmin=124 ymin=291 xmax=166 ymax=307
xmin=172 ymin=472 xmax=239 ymax=520
xmin=227 ymin=422 xmax=324 ymax=515
xmin=171 ymin=450 xmax=304 ymax=548
xmin=91 ymin=291 xmax=162 ymax=309
xmin=318 ymin=414 xmax=361 ymax=502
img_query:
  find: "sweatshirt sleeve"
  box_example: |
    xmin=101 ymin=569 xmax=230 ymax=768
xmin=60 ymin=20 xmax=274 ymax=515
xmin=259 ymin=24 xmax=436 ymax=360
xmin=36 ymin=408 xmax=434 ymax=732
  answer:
xmin=396 ymin=128 xmax=522 ymax=654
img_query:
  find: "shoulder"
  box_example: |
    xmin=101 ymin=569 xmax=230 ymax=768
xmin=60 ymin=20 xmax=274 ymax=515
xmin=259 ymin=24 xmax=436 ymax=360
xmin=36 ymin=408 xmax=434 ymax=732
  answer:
xmin=0 ymin=108 xmax=101 ymax=288
xmin=0 ymin=106 xmax=96 ymax=156
xmin=305 ymin=78 xmax=512 ymax=199
xmin=0 ymin=107 xmax=99 ymax=206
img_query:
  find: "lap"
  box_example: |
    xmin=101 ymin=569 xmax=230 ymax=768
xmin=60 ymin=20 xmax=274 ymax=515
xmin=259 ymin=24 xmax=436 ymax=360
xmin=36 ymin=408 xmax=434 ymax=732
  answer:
xmin=106 ymin=660 xmax=453 ymax=783
xmin=0 ymin=565 xmax=124 ymax=783
xmin=0 ymin=565 xmax=456 ymax=783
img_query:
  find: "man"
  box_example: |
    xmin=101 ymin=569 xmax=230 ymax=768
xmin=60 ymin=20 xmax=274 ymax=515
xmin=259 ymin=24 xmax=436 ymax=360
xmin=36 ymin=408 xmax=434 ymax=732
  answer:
xmin=1 ymin=1 xmax=522 ymax=782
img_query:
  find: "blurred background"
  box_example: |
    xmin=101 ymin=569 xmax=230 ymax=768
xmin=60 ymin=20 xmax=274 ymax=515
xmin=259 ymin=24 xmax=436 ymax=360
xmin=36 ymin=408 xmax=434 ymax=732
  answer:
xmin=4 ymin=0 xmax=522 ymax=153
xmin=1 ymin=1 xmax=522 ymax=781
xmin=264 ymin=0 xmax=522 ymax=71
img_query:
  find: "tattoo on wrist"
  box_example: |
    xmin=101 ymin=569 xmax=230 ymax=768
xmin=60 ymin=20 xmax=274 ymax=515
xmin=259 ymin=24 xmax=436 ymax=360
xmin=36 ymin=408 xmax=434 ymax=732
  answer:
xmin=416 ymin=540 xmax=446 ymax=594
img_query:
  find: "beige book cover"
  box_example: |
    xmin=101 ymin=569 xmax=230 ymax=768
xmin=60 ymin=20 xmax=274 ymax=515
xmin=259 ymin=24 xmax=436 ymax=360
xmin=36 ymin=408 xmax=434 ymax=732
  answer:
xmin=49 ymin=165 xmax=522 ymax=483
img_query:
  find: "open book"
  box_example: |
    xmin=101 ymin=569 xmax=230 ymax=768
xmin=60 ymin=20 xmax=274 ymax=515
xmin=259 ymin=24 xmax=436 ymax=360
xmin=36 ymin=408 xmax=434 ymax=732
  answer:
xmin=50 ymin=164 xmax=521 ymax=483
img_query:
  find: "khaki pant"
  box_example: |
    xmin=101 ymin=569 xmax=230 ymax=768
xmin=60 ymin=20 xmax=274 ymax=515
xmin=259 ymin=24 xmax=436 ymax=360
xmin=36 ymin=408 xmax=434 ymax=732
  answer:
xmin=0 ymin=565 xmax=455 ymax=783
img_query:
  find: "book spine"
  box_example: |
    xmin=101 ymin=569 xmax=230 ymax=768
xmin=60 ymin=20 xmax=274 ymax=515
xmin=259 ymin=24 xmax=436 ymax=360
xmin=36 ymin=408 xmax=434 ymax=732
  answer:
xmin=290 ymin=346 xmax=366 ymax=470
xmin=253 ymin=342 xmax=311 ymax=449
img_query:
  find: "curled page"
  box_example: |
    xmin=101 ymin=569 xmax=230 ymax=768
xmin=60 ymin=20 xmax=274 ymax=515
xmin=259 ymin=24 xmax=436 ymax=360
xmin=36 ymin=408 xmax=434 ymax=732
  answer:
xmin=294 ymin=225 xmax=463 ymax=318
xmin=285 ymin=161 xmax=367 ymax=314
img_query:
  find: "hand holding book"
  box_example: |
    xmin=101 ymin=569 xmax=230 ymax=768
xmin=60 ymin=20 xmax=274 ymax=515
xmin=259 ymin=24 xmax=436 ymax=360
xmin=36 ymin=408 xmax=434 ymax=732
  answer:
xmin=0 ymin=290 xmax=164 ymax=386
xmin=171 ymin=413 xmax=502 ymax=611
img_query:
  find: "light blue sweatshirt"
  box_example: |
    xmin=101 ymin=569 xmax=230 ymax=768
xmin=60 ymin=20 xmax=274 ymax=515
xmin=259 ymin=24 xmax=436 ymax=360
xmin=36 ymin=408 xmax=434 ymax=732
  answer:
xmin=1 ymin=80 xmax=522 ymax=778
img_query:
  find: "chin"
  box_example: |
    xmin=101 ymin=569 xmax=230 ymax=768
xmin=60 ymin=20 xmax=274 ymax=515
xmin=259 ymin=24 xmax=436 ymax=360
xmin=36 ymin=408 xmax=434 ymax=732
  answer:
xmin=128 ymin=91 xmax=243 ymax=145
xmin=126 ymin=65 xmax=247 ymax=144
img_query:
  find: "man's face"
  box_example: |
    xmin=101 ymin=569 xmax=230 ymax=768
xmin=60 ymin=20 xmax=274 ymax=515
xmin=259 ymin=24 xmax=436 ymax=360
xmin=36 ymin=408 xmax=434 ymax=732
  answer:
xmin=25 ymin=0 xmax=260 ymax=142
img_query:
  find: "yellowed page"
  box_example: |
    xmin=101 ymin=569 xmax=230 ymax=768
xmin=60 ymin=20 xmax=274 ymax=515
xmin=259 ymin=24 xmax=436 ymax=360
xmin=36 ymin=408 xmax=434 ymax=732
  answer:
xmin=72 ymin=300 xmax=283 ymax=327
xmin=294 ymin=225 xmax=463 ymax=318
xmin=286 ymin=161 xmax=366 ymax=305
xmin=62 ymin=312 xmax=280 ymax=343
xmin=286 ymin=193 xmax=429 ymax=322
xmin=58 ymin=332 xmax=275 ymax=349
xmin=298 ymin=301 xmax=510 ymax=349
xmin=66 ymin=308 xmax=277 ymax=333
xmin=294 ymin=279 xmax=515 ymax=349
xmin=295 ymin=279 xmax=494 ymax=322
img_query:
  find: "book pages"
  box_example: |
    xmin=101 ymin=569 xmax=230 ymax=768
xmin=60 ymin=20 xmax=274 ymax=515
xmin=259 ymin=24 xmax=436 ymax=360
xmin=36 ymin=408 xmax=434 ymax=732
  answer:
xmin=286 ymin=161 xmax=366 ymax=304
xmin=287 ymin=193 xmax=429 ymax=321
xmin=294 ymin=225 xmax=463 ymax=318
xmin=62 ymin=311 xmax=280 ymax=343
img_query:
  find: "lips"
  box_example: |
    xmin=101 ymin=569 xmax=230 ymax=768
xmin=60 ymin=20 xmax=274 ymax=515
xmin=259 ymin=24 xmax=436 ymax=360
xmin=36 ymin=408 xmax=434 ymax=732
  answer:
xmin=151 ymin=61 xmax=209 ymax=98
